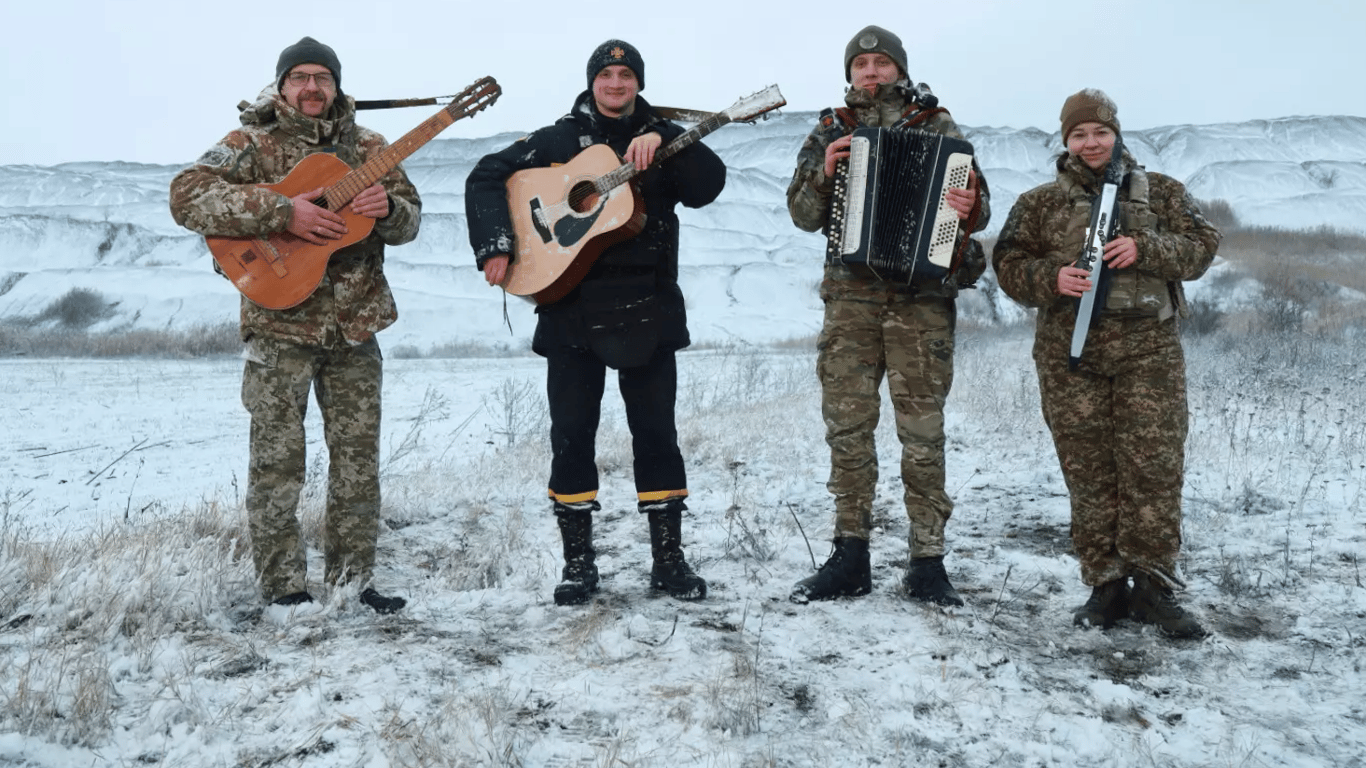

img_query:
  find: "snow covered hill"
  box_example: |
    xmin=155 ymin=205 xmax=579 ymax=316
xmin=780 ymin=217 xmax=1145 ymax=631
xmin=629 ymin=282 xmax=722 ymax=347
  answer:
xmin=1 ymin=114 xmax=1363 ymax=350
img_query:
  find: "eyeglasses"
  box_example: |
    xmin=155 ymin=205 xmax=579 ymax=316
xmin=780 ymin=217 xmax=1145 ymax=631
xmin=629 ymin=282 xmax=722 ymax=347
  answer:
xmin=285 ymin=71 xmax=335 ymax=88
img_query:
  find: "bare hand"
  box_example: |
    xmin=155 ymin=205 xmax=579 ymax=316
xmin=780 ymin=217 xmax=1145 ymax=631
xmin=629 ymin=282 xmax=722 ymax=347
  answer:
xmin=286 ymin=187 xmax=347 ymax=244
xmin=945 ymin=169 xmax=978 ymax=219
xmin=484 ymin=254 xmax=510 ymax=287
xmin=623 ymin=132 xmax=663 ymax=171
xmin=1057 ymin=265 xmax=1094 ymax=298
xmin=348 ymin=184 xmax=390 ymax=219
xmin=823 ymin=134 xmax=854 ymax=179
xmin=1102 ymin=236 xmax=1138 ymax=269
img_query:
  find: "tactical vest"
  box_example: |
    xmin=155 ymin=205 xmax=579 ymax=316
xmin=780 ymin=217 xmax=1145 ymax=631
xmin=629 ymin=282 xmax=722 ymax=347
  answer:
xmin=1060 ymin=165 xmax=1177 ymax=320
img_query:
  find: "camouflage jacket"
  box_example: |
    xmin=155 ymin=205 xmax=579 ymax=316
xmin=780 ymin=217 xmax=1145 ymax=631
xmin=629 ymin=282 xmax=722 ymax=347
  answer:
xmin=786 ymin=82 xmax=991 ymax=300
xmin=169 ymin=85 xmax=422 ymax=347
xmin=992 ymin=149 xmax=1219 ymax=338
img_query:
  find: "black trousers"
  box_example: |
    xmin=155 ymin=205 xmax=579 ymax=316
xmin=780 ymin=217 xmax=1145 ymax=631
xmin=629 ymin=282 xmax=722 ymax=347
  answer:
xmin=545 ymin=346 xmax=687 ymax=505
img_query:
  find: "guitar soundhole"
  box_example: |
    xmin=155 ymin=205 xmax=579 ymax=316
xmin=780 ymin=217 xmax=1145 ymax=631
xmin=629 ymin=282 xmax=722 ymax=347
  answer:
xmin=568 ymin=181 xmax=600 ymax=214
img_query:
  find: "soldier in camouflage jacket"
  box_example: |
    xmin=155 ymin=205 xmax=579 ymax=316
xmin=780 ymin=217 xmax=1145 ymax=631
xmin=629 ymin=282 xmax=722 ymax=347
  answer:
xmin=992 ymin=89 xmax=1220 ymax=637
xmin=168 ymin=37 xmax=421 ymax=614
xmin=786 ymin=25 xmax=989 ymax=607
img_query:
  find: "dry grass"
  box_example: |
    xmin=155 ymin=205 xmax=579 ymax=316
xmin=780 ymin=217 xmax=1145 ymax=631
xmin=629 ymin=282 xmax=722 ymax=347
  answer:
xmin=1211 ymin=228 xmax=1366 ymax=334
xmin=0 ymin=320 xmax=242 ymax=358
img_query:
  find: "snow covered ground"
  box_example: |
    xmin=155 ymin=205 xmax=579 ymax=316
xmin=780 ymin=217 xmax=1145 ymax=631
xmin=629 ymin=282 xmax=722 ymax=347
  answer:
xmin=2 ymin=323 xmax=1363 ymax=767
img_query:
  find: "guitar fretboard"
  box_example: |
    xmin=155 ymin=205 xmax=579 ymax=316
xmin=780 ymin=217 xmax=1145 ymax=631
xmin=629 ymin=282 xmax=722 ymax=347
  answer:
xmin=321 ymin=78 xmax=499 ymax=211
xmin=593 ymin=112 xmax=734 ymax=196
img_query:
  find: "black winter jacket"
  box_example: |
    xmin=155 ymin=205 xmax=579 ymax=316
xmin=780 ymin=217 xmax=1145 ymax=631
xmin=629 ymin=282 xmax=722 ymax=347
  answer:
xmin=465 ymin=91 xmax=727 ymax=367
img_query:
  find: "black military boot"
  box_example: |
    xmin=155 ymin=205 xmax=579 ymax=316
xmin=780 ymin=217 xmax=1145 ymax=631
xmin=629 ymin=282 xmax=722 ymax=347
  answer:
xmin=904 ymin=555 xmax=965 ymax=607
xmin=271 ymin=590 xmax=314 ymax=607
xmin=1130 ymin=573 xmax=1205 ymax=638
xmin=360 ymin=587 xmax=407 ymax=615
xmin=553 ymin=502 xmax=600 ymax=606
xmin=1073 ymin=578 xmax=1130 ymax=629
xmin=790 ymin=537 xmax=872 ymax=604
xmin=646 ymin=504 xmax=707 ymax=600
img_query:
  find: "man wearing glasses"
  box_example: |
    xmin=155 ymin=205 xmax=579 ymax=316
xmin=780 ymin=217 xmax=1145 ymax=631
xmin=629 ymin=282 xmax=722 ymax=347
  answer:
xmin=169 ymin=36 xmax=421 ymax=615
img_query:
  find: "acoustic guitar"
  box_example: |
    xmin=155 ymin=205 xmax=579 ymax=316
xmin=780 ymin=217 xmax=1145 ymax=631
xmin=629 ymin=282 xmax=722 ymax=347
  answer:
xmin=501 ymin=85 xmax=786 ymax=305
xmin=207 ymin=76 xmax=501 ymax=310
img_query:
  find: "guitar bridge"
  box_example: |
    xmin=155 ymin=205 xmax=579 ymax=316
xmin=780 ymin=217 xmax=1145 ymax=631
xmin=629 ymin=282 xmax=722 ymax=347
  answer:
xmin=529 ymin=198 xmax=553 ymax=243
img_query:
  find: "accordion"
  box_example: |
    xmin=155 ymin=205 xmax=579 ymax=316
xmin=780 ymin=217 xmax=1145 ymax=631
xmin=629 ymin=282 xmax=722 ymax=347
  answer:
xmin=826 ymin=128 xmax=975 ymax=284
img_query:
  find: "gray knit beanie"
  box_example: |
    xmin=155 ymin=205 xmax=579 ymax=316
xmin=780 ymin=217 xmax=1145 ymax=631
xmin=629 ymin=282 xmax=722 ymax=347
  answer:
xmin=844 ymin=25 xmax=907 ymax=83
xmin=276 ymin=36 xmax=342 ymax=92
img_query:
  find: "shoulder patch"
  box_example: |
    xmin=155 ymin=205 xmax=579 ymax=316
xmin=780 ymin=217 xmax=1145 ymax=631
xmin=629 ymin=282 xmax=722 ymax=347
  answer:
xmin=195 ymin=144 xmax=234 ymax=168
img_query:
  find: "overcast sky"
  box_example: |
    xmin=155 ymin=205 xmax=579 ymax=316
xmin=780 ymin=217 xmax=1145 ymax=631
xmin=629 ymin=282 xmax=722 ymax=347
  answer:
xmin=4 ymin=0 xmax=1361 ymax=167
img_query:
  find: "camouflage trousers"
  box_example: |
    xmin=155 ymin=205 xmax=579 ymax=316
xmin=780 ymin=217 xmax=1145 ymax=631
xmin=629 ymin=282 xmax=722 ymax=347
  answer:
xmin=817 ymin=293 xmax=955 ymax=556
xmin=1034 ymin=314 xmax=1187 ymax=588
xmin=241 ymin=335 xmax=383 ymax=602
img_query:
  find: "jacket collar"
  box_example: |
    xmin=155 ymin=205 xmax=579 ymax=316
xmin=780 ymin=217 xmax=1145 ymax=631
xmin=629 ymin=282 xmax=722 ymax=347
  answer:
xmin=237 ymin=82 xmax=355 ymax=145
xmin=842 ymin=81 xmax=915 ymax=128
xmin=569 ymin=89 xmax=662 ymax=140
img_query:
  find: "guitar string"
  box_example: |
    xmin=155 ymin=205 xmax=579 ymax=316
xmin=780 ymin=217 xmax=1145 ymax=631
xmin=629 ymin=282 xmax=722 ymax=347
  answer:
xmin=321 ymin=85 xmax=496 ymax=210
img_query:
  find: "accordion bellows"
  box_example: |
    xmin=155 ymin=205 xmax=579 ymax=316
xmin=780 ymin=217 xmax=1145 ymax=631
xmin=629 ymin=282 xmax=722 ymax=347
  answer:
xmin=826 ymin=128 xmax=974 ymax=284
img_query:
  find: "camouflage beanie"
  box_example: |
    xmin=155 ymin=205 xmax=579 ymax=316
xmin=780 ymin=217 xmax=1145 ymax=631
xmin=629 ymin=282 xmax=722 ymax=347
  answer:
xmin=586 ymin=40 xmax=645 ymax=92
xmin=276 ymin=36 xmax=342 ymax=92
xmin=844 ymin=25 xmax=907 ymax=83
xmin=1060 ymin=88 xmax=1121 ymax=139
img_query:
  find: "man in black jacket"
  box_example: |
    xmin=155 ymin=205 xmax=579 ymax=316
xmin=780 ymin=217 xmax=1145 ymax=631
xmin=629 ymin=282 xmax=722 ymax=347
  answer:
xmin=465 ymin=40 xmax=726 ymax=606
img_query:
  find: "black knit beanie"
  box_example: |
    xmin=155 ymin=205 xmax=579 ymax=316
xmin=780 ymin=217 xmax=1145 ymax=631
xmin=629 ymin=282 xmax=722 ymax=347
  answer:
xmin=275 ymin=36 xmax=342 ymax=91
xmin=585 ymin=40 xmax=645 ymax=92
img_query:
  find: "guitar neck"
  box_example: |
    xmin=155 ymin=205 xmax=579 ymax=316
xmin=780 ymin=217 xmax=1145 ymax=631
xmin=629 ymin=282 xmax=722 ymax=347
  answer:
xmin=596 ymin=112 xmax=734 ymax=194
xmin=322 ymin=104 xmax=462 ymax=211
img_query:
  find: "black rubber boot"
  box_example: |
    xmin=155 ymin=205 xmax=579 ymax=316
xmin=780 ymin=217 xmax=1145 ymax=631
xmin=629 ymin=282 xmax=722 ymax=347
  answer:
xmin=1073 ymin=578 xmax=1130 ymax=629
xmin=1130 ymin=573 xmax=1205 ymax=638
xmin=790 ymin=537 xmax=872 ymax=604
xmin=646 ymin=505 xmax=706 ymax=601
xmin=360 ymin=587 xmax=407 ymax=615
xmin=271 ymin=590 xmax=314 ymax=607
xmin=554 ymin=503 xmax=600 ymax=606
xmin=904 ymin=555 xmax=965 ymax=607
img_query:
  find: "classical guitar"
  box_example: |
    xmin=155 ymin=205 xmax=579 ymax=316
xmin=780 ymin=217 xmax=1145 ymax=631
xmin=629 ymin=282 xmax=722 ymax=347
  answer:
xmin=207 ymin=77 xmax=501 ymax=310
xmin=502 ymin=85 xmax=786 ymax=305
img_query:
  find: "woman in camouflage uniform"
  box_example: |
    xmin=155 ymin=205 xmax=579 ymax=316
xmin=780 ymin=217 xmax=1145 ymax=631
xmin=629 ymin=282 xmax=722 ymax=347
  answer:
xmin=992 ymin=89 xmax=1220 ymax=637
xmin=786 ymin=25 xmax=988 ymax=606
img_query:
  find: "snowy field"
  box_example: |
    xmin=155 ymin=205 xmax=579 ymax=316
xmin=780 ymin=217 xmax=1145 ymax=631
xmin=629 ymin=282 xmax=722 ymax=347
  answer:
xmin=2 ymin=326 xmax=1363 ymax=767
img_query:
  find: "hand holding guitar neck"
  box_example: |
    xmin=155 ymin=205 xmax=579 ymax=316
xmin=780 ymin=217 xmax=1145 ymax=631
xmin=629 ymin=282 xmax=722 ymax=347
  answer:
xmin=622 ymin=132 xmax=662 ymax=171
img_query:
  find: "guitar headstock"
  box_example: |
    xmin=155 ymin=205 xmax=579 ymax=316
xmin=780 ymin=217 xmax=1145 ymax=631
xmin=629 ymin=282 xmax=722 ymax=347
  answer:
xmin=450 ymin=76 xmax=502 ymax=118
xmin=722 ymin=85 xmax=786 ymax=124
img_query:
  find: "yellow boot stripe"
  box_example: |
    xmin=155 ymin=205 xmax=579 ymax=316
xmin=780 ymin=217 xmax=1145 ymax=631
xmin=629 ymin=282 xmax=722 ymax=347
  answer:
xmin=637 ymin=489 xmax=688 ymax=502
xmin=548 ymin=489 xmax=599 ymax=504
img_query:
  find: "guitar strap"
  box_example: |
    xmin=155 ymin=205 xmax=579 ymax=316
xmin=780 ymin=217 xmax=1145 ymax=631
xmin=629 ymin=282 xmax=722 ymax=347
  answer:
xmin=236 ymin=95 xmax=464 ymax=112
xmin=353 ymin=95 xmax=460 ymax=110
